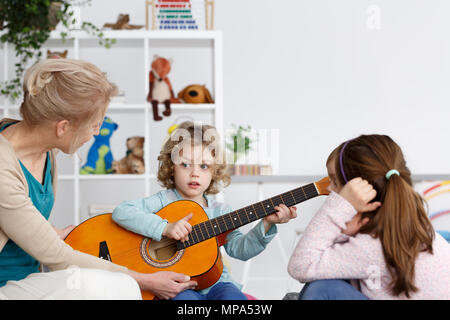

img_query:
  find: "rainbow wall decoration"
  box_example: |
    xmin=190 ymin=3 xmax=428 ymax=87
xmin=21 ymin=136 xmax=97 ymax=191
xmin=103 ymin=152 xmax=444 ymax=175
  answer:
xmin=417 ymin=180 xmax=450 ymax=241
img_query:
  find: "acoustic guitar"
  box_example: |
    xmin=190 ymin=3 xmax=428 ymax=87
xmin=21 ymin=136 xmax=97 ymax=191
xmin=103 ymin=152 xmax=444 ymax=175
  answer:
xmin=65 ymin=176 xmax=330 ymax=299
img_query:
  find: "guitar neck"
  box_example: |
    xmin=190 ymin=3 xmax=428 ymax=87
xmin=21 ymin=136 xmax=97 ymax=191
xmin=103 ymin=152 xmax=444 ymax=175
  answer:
xmin=177 ymin=182 xmax=320 ymax=250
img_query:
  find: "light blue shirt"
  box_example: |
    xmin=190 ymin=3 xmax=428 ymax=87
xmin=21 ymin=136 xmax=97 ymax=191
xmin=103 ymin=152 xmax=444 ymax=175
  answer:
xmin=112 ymin=189 xmax=277 ymax=294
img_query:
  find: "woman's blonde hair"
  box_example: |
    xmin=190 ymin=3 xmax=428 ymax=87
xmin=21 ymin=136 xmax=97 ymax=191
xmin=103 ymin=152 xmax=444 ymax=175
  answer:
xmin=328 ymin=134 xmax=434 ymax=298
xmin=20 ymin=58 xmax=117 ymax=127
xmin=157 ymin=121 xmax=230 ymax=195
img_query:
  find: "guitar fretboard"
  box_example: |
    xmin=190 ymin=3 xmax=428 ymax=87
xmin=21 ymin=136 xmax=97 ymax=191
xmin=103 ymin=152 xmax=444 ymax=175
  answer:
xmin=177 ymin=182 xmax=319 ymax=250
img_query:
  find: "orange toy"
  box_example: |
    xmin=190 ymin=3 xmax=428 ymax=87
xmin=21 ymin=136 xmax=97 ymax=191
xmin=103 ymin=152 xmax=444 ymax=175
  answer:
xmin=146 ymin=55 xmax=180 ymax=121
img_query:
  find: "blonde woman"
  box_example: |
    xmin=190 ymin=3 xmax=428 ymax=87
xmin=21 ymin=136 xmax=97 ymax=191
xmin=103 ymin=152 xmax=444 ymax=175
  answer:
xmin=0 ymin=59 xmax=196 ymax=300
xmin=112 ymin=121 xmax=297 ymax=300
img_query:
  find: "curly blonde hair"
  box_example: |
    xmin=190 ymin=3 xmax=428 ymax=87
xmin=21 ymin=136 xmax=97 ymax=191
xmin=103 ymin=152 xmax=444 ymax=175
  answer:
xmin=157 ymin=121 xmax=230 ymax=195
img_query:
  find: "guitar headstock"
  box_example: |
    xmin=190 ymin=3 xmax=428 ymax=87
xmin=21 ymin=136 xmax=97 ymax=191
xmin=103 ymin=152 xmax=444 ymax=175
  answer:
xmin=314 ymin=176 xmax=330 ymax=195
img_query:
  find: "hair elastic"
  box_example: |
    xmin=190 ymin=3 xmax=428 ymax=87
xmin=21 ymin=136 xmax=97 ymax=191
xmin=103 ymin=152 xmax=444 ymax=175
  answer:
xmin=385 ymin=169 xmax=400 ymax=180
xmin=339 ymin=140 xmax=351 ymax=183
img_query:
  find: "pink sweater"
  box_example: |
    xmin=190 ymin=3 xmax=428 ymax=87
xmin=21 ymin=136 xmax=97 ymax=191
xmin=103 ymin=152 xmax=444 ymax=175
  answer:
xmin=288 ymin=191 xmax=450 ymax=300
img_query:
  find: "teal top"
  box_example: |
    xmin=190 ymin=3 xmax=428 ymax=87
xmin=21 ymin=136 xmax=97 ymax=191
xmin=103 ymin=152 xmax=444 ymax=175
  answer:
xmin=112 ymin=189 xmax=277 ymax=295
xmin=0 ymin=122 xmax=54 ymax=287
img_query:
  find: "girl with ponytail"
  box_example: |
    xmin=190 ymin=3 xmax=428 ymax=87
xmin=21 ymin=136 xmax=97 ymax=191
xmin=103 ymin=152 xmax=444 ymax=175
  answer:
xmin=288 ymin=134 xmax=450 ymax=299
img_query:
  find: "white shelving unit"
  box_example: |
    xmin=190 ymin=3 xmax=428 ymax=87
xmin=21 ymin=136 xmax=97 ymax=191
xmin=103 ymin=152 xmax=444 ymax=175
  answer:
xmin=0 ymin=30 xmax=223 ymax=226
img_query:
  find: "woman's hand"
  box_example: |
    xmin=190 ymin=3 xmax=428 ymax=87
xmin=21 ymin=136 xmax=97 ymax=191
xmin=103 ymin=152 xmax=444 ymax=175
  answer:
xmin=128 ymin=269 xmax=197 ymax=300
xmin=162 ymin=213 xmax=193 ymax=242
xmin=339 ymin=177 xmax=382 ymax=213
xmin=53 ymin=225 xmax=76 ymax=240
xmin=263 ymin=204 xmax=297 ymax=233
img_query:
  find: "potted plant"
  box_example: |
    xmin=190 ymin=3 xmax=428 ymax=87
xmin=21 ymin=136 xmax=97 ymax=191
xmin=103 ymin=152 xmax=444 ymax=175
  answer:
xmin=0 ymin=0 xmax=115 ymax=102
xmin=226 ymin=124 xmax=253 ymax=164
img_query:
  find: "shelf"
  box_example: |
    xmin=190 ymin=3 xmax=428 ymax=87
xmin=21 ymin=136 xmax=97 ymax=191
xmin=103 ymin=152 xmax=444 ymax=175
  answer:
xmin=230 ymin=174 xmax=450 ymax=183
xmin=1 ymin=29 xmax=223 ymax=226
xmin=59 ymin=173 xmax=450 ymax=183
xmin=108 ymin=103 xmax=146 ymax=110
xmin=0 ymin=103 xmax=216 ymax=112
xmin=231 ymin=175 xmax=326 ymax=183
xmin=59 ymin=174 xmax=156 ymax=180
xmin=108 ymin=103 xmax=216 ymax=111
xmin=48 ymin=30 xmax=221 ymax=40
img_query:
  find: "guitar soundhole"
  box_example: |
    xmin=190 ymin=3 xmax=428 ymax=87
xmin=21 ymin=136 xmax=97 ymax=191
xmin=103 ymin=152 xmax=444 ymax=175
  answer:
xmin=140 ymin=237 xmax=184 ymax=268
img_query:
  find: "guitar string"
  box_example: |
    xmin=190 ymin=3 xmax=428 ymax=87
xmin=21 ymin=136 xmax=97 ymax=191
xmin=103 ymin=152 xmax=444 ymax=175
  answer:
xmin=91 ymin=187 xmax=317 ymax=258
xmin=195 ymin=184 xmax=317 ymax=233
xmin=180 ymin=184 xmax=320 ymax=248
xmin=100 ymin=236 xmax=188 ymax=260
xmin=88 ymin=184 xmax=322 ymax=258
xmin=188 ymin=185 xmax=318 ymax=242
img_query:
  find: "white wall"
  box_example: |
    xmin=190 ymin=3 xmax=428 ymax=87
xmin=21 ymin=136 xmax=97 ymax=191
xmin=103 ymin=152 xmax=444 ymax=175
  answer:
xmin=215 ymin=0 xmax=450 ymax=175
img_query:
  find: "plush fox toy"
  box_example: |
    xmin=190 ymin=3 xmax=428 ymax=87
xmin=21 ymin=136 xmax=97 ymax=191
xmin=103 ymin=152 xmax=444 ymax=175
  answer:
xmin=147 ymin=55 xmax=180 ymax=121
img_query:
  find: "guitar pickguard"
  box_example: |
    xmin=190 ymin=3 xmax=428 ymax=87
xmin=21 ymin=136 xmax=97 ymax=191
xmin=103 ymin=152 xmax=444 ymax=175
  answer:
xmin=99 ymin=241 xmax=112 ymax=262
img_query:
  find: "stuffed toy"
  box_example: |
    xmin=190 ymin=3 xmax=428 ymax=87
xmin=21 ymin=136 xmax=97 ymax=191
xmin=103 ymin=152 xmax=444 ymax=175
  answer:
xmin=112 ymin=136 xmax=145 ymax=174
xmin=103 ymin=14 xmax=143 ymax=30
xmin=126 ymin=136 xmax=144 ymax=158
xmin=47 ymin=49 xmax=68 ymax=59
xmin=80 ymin=117 xmax=118 ymax=174
xmin=147 ymin=55 xmax=180 ymax=121
xmin=112 ymin=154 xmax=145 ymax=174
xmin=177 ymin=84 xmax=214 ymax=104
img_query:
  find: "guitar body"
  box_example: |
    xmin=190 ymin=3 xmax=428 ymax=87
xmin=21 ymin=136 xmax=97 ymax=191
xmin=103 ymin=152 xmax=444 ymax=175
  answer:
xmin=65 ymin=200 xmax=223 ymax=300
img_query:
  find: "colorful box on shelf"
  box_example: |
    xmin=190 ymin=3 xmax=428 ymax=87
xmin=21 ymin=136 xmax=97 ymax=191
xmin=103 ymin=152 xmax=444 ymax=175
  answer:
xmin=147 ymin=0 xmax=213 ymax=30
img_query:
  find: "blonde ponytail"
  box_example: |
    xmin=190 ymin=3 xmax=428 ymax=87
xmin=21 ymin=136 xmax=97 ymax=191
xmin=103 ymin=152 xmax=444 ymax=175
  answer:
xmin=27 ymin=70 xmax=54 ymax=97
xmin=21 ymin=58 xmax=117 ymax=126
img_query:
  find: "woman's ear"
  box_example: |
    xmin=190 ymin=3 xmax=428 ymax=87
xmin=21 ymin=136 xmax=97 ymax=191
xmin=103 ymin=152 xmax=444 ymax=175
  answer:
xmin=55 ymin=120 xmax=70 ymax=138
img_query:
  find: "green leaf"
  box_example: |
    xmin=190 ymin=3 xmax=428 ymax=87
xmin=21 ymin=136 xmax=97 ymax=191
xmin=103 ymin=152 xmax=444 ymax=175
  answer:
xmin=0 ymin=0 xmax=111 ymax=101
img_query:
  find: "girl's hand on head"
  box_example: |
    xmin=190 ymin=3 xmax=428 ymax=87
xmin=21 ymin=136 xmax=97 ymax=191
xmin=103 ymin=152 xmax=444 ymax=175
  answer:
xmin=263 ymin=204 xmax=297 ymax=233
xmin=162 ymin=213 xmax=193 ymax=242
xmin=339 ymin=177 xmax=382 ymax=213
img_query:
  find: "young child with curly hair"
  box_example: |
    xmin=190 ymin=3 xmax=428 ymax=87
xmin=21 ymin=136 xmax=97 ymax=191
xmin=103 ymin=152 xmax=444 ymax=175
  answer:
xmin=112 ymin=121 xmax=297 ymax=300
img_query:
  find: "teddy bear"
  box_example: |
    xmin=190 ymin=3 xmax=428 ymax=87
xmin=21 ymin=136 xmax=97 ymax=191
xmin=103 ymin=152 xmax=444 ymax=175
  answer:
xmin=177 ymin=84 xmax=214 ymax=104
xmin=112 ymin=136 xmax=145 ymax=174
xmin=112 ymin=154 xmax=145 ymax=174
xmin=80 ymin=117 xmax=118 ymax=174
xmin=147 ymin=55 xmax=180 ymax=121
